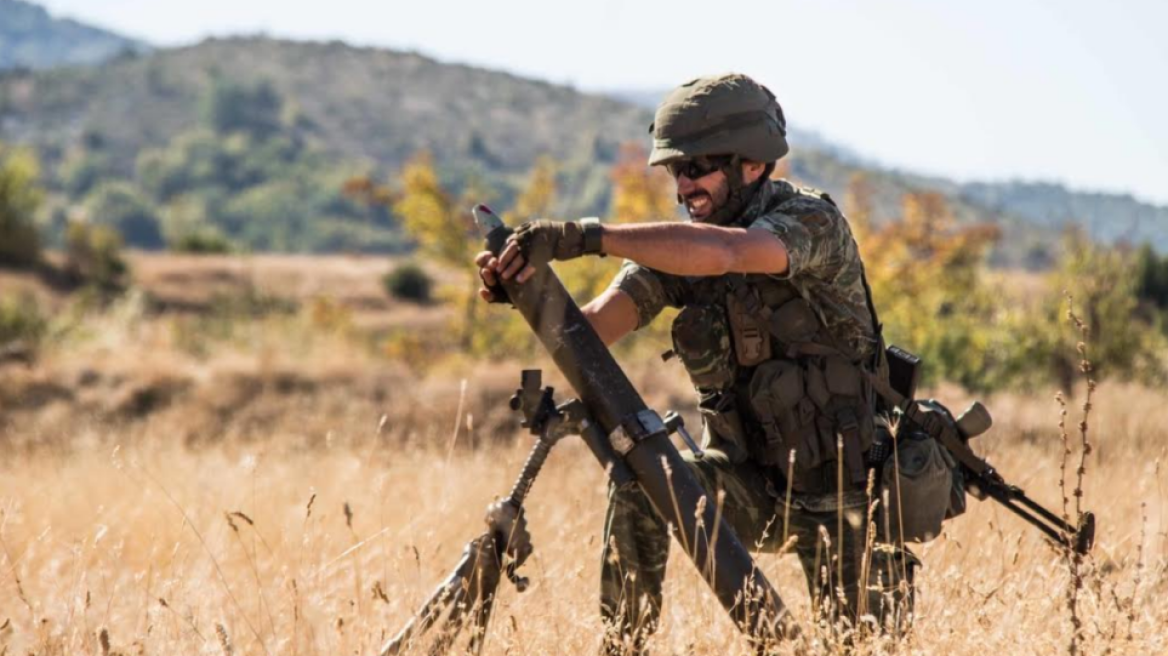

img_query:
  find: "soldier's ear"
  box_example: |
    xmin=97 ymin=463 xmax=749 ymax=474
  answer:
xmin=741 ymin=160 xmax=767 ymax=184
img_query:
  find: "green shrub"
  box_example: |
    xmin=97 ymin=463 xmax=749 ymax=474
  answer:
xmin=65 ymin=220 xmax=129 ymax=289
xmin=171 ymin=229 xmax=234 ymax=254
xmin=0 ymin=293 xmax=47 ymax=350
xmin=83 ymin=181 xmax=163 ymax=249
xmin=0 ymin=145 xmax=44 ymax=268
xmin=383 ymin=262 xmax=432 ymax=303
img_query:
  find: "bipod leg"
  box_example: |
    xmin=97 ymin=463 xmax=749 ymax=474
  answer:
xmin=378 ymin=534 xmax=501 ymax=656
xmin=982 ymin=482 xmax=1096 ymax=555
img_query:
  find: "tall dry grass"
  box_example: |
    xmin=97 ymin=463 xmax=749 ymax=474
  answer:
xmin=0 ymin=265 xmax=1164 ymax=654
xmin=1 ymin=362 xmax=1165 ymax=655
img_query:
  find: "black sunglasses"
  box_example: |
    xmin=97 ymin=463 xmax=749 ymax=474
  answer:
xmin=665 ymin=155 xmax=734 ymax=180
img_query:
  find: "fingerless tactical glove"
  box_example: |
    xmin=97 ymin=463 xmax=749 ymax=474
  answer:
xmin=512 ymin=218 xmax=603 ymax=264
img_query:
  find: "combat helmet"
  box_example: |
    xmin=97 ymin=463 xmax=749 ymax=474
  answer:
xmin=648 ymin=73 xmax=788 ymax=167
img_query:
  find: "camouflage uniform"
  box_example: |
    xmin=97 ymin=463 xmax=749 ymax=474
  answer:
xmin=600 ymin=178 xmax=915 ymax=649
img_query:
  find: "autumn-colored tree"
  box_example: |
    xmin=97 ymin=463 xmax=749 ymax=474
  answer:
xmin=509 ymin=156 xmax=557 ymax=221
xmin=854 ymin=184 xmax=1002 ymax=389
xmin=392 ymin=151 xmax=476 ymax=269
xmin=608 ymin=144 xmax=676 ymax=224
xmin=843 ymin=172 xmax=874 ymax=242
xmin=345 ymin=151 xmax=494 ymax=353
xmin=559 ymin=143 xmax=681 ymax=353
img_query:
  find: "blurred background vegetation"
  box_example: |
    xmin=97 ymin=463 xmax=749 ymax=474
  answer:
xmin=2 ymin=1 xmax=1166 ymax=395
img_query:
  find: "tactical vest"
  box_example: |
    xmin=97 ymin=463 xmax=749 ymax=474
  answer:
xmin=670 ymin=257 xmax=879 ymax=495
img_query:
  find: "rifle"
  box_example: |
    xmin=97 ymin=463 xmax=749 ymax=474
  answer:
xmin=872 ymin=349 xmax=1095 ymax=555
xmin=378 ymin=206 xmax=796 ymax=656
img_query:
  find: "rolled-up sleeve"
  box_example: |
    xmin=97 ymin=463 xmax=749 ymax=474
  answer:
xmin=749 ymin=197 xmax=849 ymax=280
xmin=609 ymin=260 xmax=674 ymax=329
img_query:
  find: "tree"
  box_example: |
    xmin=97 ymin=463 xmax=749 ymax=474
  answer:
xmin=1134 ymin=242 xmax=1168 ymax=311
xmin=0 ymin=143 xmax=43 ymax=267
xmin=83 ymin=181 xmax=163 ymax=249
xmin=392 ymin=151 xmax=476 ymax=268
xmin=510 ymin=156 xmax=557 ymax=221
xmin=857 ymin=187 xmax=1001 ymax=390
xmin=200 ymin=78 xmax=284 ymax=139
xmin=608 ymin=143 xmax=676 ymax=224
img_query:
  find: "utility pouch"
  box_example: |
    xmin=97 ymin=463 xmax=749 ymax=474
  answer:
xmin=767 ymin=298 xmax=820 ymax=347
xmin=726 ymin=293 xmax=771 ymax=366
xmin=882 ymin=427 xmax=958 ymax=543
xmin=748 ymin=360 xmax=819 ymax=468
xmin=799 ymin=354 xmax=876 ymax=488
xmin=671 ymin=305 xmax=736 ymax=390
xmin=697 ymin=391 xmax=749 ymax=459
xmin=906 ymin=399 xmax=970 ymax=521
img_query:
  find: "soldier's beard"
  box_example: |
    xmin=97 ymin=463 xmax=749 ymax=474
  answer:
xmin=684 ymin=171 xmax=761 ymax=226
xmin=682 ymin=188 xmax=725 ymax=221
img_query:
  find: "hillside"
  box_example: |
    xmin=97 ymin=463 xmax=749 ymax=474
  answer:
xmin=0 ymin=37 xmax=645 ymax=179
xmin=1 ymin=35 xmax=1162 ymax=260
xmin=957 ymin=180 xmax=1168 ymax=252
xmin=0 ymin=0 xmax=146 ymax=70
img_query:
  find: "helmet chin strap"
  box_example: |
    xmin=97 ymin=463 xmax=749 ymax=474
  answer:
xmin=689 ymin=156 xmax=765 ymax=226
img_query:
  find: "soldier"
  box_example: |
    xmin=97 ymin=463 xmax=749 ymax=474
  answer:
xmin=476 ymin=73 xmax=915 ymax=652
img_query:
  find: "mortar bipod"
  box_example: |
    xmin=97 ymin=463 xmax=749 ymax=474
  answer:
xmin=377 ymin=370 xmax=626 ymax=656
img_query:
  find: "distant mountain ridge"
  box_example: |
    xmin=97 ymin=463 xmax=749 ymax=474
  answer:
xmin=0 ymin=19 xmax=1162 ymax=257
xmin=0 ymin=0 xmax=147 ymax=70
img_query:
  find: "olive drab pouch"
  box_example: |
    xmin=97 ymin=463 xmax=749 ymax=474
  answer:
xmin=766 ymin=297 xmax=821 ymax=348
xmin=671 ymin=305 xmax=736 ymax=390
xmin=697 ymin=390 xmax=749 ymax=461
xmin=810 ymin=354 xmax=875 ymax=486
xmin=910 ymin=399 xmax=969 ymax=521
xmin=882 ymin=428 xmax=958 ymax=543
xmin=726 ymin=293 xmax=771 ymax=367
xmin=747 ymin=360 xmax=819 ymax=468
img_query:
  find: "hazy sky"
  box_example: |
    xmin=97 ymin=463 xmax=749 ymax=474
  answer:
xmin=41 ymin=0 xmax=1168 ymax=205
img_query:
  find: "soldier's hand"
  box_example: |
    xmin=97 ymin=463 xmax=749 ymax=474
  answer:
xmin=483 ymin=220 xmax=594 ymax=291
xmin=494 ymin=237 xmax=537 ymax=284
xmin=475 ymin=250 xmax=509 ymax=303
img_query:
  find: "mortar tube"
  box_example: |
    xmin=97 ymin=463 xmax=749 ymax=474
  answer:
xmin=474 ymin=208 xmax=794 ymax=643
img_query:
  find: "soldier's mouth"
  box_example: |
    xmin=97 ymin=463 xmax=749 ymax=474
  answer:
xmin=685 ymin=193 xmax=713 ymax=217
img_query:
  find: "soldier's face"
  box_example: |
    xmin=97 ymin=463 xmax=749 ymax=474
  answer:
xmin=674 ymin=159 xmax=768 ymax=222
xmin=676 ymin=169 xmax=730 ymax=221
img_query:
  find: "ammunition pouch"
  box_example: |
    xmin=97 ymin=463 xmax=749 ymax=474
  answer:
xmin=882 ymin=426 xmax=960 ymax=543
xmin=679 ymin=278 xmax=879 ymax=493
xmin=671 ymin=304 xmax=736 ymax=391
xmin=726 ymin=291 xmax=771 ymax=366
xmin=746 ymin=360 xmax=810 ymax=467
xmin=740 ymin=294 xmax=876 ymax=492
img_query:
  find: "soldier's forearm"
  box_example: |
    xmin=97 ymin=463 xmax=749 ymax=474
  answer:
xmin=600 ymin=222 xmax=789 ymax=276
xmin=600 ymin=222 xmax=740 ymax=276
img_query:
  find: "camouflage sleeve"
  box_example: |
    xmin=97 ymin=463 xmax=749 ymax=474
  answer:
xmin=749 ymin=196 xmax=853 ymax=280
xmin=608 ymin=260 xmax=679 ymax=329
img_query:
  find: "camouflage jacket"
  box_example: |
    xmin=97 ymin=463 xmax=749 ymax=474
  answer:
xmin=610 ymin=178 xmax=877 ymax=360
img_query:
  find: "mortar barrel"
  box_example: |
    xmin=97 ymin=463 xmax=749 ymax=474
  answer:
xmin=474 ymin=208 xmax=792 ymax=642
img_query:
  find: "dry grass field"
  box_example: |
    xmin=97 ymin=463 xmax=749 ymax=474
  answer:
xmin=1 ymin=255 xmax=1165 ymax=655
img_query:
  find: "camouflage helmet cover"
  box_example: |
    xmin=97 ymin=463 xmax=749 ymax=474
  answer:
xmin=648 ymin=73 xmax=789 ymax=167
